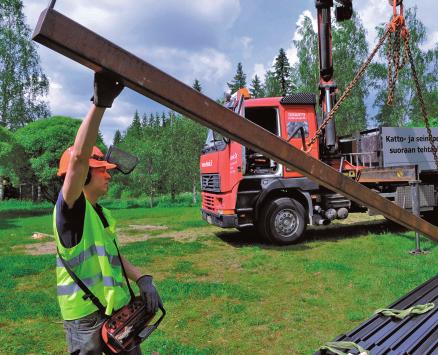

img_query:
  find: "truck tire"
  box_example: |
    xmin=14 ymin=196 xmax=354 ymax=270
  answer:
xmin=257 ymin=197 xmax=306 ymax=245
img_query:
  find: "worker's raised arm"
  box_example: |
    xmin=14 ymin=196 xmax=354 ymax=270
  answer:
xmin=62 ymin=72 xmax=123 ymax=208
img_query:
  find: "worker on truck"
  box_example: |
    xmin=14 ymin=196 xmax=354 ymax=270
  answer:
xmin=54 ymin=72 xmax=162 ymax=354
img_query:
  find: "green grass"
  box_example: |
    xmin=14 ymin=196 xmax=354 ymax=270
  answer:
xmin=1 ymin=205 xmax=438 ymax=354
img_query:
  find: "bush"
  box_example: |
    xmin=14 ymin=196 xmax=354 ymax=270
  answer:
xmin=0 ymin=199 xmax=52 ymax=213
xmin=100 ymin=192 xmax=200 ymax=210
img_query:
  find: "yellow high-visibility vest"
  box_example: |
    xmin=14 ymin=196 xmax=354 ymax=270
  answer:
xmin=53 ymin=199 xmax=130 ymax=320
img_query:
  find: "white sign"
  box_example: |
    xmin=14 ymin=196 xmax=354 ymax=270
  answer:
xmin=382 ymin=127 xmax=438 ymax=171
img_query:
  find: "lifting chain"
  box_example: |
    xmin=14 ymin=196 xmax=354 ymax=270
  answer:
xmin=386 ymin=27 xmax=407 ymax=105
xmin=403 ymin=31 xmax=438 ymax=170
xmin=307 ymin=28 xmax=390 ymax=149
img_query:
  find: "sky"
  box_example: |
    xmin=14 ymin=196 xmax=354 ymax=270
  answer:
xmin=23 ymin=0 xmax=437 ymax=145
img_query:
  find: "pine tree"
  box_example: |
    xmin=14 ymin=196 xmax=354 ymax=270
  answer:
xmin=274 ymin=48 xmax=293 ymax=96
xmin=0 ymin=0 xmax=50 ymax=129
xmin=113 ymin=130 xmax=122 ymax=145
xmin=141 ymin=113 xmax=149 ymax=127
xmin=161 ymin=112 xmax=167 ymax=126
xmin=193 ymin=79 xmax=202 ymax=92
xmin=127 ymin=110 xmax=142 ymax=137
xmin=227 ymin=62 xmax=247 ymax=93
xmin=149 ymin=113 xmax=155 ymax=127
xmin=250 ymin=75 xmax=265 ymax=98
xmin=168 ymin=111 xmax=177 ymax=126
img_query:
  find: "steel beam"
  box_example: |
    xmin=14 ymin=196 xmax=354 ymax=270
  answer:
xmin=32 ymin=8 xmax=438 ymax=242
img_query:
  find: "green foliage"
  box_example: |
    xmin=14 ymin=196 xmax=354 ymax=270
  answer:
xmin=263 ymin=70 xmax=282 ymax=97
xmin=14 ymin=116 xmax=105 ymax=203
xmin=332 ymin=12 xmax=369 ymax=134
xmin=113 ymin=129 xmax=122 ymax=145
xmin=227 ymin=62 xmax=247 ymax=93
xmin=109 ymin=111 xmax=206 ymax=203
xmin=249 ymin=74 xmax=264 ymax=98
xmin=291 ymin=12 xmax=368 ymax=135
xmin=0 ymin=0 xmax=49 ymax=129
xmin=0 ymin=126 xmax=29 ymax=184
xmin=291 ymin=14 xmax=319 ymax=94
xmin=406 ymin=116 xmax=438 ymax=128
xmin=273 ymin=48 xmax=293 ymax=96
xmin=127 ymin=110 xmax=142 ymax=138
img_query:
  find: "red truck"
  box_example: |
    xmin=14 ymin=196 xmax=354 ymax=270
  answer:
xmin=200 ymin=0 xmax=438 ymax=245
xmin=200 ymin=90 xmax=438 ymax=244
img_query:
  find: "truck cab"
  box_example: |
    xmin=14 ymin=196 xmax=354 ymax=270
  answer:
xmin=200 ymin=92 xmax=323 ymax=244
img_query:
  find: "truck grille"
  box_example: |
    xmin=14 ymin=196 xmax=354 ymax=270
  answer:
xmin=203 ymin=194 xmax=215 ymax=211
xmin=201 ymin=174 xmax=220 ymax=192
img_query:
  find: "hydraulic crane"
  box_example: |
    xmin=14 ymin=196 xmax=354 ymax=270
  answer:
xmin=32 ymin=1 xmax=438 ymax=244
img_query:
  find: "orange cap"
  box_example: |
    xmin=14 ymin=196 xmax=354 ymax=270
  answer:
xmin=57 ymin=146 xmax=117 ymax=176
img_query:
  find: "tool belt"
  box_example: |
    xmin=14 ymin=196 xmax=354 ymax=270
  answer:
xmin=58 ymin=241 xmax=165 ymax=353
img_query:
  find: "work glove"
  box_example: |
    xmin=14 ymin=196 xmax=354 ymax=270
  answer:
xmin=136 ymin=275 xmax=162 ymax=314
xmin=91 ymin=71 xmax=124 ymax=108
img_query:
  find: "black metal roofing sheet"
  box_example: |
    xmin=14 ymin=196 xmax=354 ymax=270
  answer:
xmin=315 ymin=274 xmax=438 ymax=354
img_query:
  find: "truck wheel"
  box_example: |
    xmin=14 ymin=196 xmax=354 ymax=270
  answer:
xmin=258 ymin=197 xmax=306 ymax=245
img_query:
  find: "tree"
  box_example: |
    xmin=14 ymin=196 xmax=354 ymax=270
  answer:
xmin=0 ymin=0 xmax=50 ymax=129
xmin=161 ymin=112 xmax=167 ymax=127
xmin=193 ymin=79 xmax=202 ymax=92
xmin=127 ymin=110 xmax=142 ymax=138
xmin=291 ymin=12 xmax=368 ymax=134
xmin=273 ymin=48 xmax=293 ymax=96
xmin=148 ymin=113 xmax=155 ymax=127
xmin=14 ymin=116 xmax=105 ymax=203
xmin=250 ymin=75 xmax=264 ymax=98
xmin=291 ymin=15 xmax=319 ymax=94
xmin=332 ymin=12 xmax=369 ymax=134
xmin=141 ymin=113 xmax=149 ymax=128
xmin=263 ymin=70 xmax=282 ymax=97
xmin=227 ymin=62 xmax=247 ymax=93
xmin=177 ymin=117 xmax=207 ymax=203
xmin=424 ymin=44 xmax=438 ymax=121
xmin=0 ymin=126 xmax=30 ymax=199
xmin=113 ymin=130 xmax=122 ymax=145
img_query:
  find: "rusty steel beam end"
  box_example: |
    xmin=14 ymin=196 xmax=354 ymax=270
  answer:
xmin=32 ymin=7 xmax=438 ymax=242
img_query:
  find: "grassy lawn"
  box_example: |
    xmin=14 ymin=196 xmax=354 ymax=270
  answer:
xmin=1 ymin=204 xmax=437 ymax=354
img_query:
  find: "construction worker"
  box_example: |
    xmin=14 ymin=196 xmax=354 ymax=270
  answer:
xmin=54 ymin=72 xmax=162 ymax=354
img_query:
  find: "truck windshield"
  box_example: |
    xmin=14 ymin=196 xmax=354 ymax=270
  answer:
xmin=202 ymin=129 xmax=227 ymax=153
